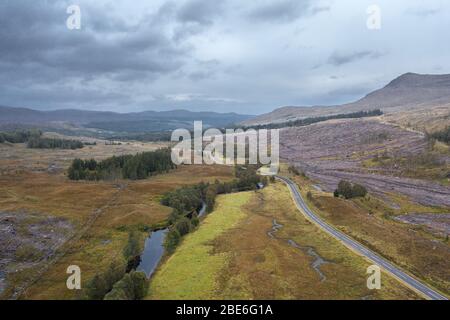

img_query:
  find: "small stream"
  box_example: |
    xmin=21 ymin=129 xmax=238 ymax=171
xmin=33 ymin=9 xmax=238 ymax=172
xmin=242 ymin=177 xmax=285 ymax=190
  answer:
xmin=268 ymin=219 xmax=331 ymax=282
xmin=287 ymin=239 xmax=329 ymax=282
xmin=267 ymin=220 xmax=283 ymax=238
xmin=137 ymin=202 xmax=207 ymax=279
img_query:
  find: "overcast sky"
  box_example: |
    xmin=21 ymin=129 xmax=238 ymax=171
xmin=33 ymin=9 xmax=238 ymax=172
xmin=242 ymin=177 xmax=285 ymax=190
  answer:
xmin=1 ymin=0 xmax=449 ymax=114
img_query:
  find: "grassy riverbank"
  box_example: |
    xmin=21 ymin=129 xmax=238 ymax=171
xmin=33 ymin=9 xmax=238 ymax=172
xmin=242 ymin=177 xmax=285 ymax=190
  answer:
xmin=147 ymin=192 xmax=251 ymax=299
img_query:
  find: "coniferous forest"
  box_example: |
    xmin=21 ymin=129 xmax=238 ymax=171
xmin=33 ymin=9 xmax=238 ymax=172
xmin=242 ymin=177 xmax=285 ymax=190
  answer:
xmin=68 ymin=148 xmax=175 ymax=181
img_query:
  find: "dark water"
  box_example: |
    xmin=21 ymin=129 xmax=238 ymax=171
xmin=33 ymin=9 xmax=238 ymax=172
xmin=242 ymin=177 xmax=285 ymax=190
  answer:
xmin=136 ymin=229 xmax=168 ymax=278
xmin=136 ymin=202 xmax=207 ymax=279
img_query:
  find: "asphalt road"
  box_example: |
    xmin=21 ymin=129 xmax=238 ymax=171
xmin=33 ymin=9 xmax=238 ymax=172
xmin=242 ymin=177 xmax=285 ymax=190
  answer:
xmin=276 ymin=176 xmax=448 ymax=300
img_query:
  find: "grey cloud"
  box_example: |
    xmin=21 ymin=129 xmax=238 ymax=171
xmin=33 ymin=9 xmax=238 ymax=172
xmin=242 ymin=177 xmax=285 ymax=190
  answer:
xmin=83 ymin=5 xmax=135 ymax=33
xmin=0 ymin=1 xmax=189 ymax=93
xmin=177 ymin=0 xmax=225 ymax=25
xmin=327 ymin=51 xmax=385 ymax=66
xmin=0 ymin=80 xmax=133 ymax=110
xmin=187 ymin=59 xmax=221 ymax=81
xmin=0 ymin=1 xmax=185 ymax=77
xmin=173 ymin=23 xmax=204 ymax=42
xmin=247 ymin=0 xmax=327 ymax=23
xmin=0 ymin=0 xmax=194 ymax=111
xmin=0 ymin=0 xmax=448 ymax=114
xmin=406 ymin=7 xmax=440 ymax=17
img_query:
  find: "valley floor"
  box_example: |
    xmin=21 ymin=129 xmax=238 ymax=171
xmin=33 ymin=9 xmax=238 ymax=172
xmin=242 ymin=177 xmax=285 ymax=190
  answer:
xmin=0 ymin=140 xmax=234 ymax=299
xmin=1 ymin=124 xmax=448 ymax=300
xmin=147 ymin=183 xmax=420 ymax=300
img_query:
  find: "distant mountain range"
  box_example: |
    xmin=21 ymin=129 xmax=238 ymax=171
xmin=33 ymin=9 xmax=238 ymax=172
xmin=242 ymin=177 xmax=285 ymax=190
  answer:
xmin=1 ymin=73 xmax=449 ymax=132
xmin=0 ymin=107 xmax=253 ymax=132
xmin=241 ymin=73 xmax=450 ymax=125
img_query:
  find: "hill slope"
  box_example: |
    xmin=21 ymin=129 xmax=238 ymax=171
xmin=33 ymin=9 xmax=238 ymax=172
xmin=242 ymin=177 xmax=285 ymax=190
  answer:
xmin=242 ymin=73 xmax=450 ymax=126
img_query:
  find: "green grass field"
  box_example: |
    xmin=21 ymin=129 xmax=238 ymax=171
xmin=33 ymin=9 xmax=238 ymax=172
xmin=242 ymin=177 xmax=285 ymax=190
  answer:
xmin=148 ymin=192 xmax=252 ymax=299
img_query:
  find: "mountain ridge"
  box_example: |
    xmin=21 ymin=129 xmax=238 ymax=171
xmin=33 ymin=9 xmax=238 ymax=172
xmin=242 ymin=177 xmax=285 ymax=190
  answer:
xmin=241 ymin=72 xmax=450 ymax=126
xmin=0 ymin=106 xmax=253 ymax=128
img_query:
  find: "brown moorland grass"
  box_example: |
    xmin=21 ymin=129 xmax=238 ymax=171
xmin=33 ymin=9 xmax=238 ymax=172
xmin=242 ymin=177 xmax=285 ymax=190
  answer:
xmin=286 ymin=170 xmax=450 ymax=296
xmin=304 ymin=193 xmax=450 ymax=295
xmin=0 ymin=141 xmax=234 ymax=300
xmin=217 ymin=183 xmax=419 ymax=299
xmin=0 ymin=138 xmax=168 ymax=174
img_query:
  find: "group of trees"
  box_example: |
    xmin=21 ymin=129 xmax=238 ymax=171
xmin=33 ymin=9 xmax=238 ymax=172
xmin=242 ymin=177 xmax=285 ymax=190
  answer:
xmin=429 ymin=126 xmax=450 ymax=144
xmin=288 ymin=165 xmax=309 ymax=178
xmin=84 ymin=260 xmax=126 ymax=300
xmin=27 ymin=137 xmax=84 ymax=149
xmin=0 ymin=129 xmax=42 ymax=143
xmin=0 ymin=129 xmax=87 ymax=150
xmin=68 ymin=148 xmax=175 ymax=181
xmin=161 ymin=185 xmax=204 ymax=216
xmin=84 ymin=230 xmax=148 ymax=300
xmin=242 ymin=109 xmax=383 ymax=130
xmin=109 ymin=132 xmax=172 ymax=142
xmin=161 ymin=184 xmax=204 ymax=253
xmin=104 ymin=271 xmax=148 ymax=300
xmin=334 ymin=180 xmax=368 ymax=199
xmin=123 ymin=231 xmax=144 ymax=272
xmin=288 ymin=165 xmax=301 ymax=176
xmin=162 ymin=166 xmax=268 ymax=253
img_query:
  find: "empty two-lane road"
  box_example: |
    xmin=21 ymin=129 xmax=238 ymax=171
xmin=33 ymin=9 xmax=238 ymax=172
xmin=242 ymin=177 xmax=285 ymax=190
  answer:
xmin=276 ymin=176 xmax=448 ymax=300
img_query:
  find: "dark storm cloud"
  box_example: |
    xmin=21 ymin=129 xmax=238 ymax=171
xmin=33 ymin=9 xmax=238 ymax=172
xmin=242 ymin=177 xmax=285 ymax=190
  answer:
xmin=0 ymin=0 xmax=449 ymax=113
xmin=327 ymin=51 xmax=384 ymax=66
xmin=0 ymin=0 xmax=192 ymax=109
xmin=0 ymin=1 xmax=185 ymax=77
xmin=176 ymin=0 xmax=226 ymax=25
xmin=247 ymin=0 xmax=328 ymax=23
